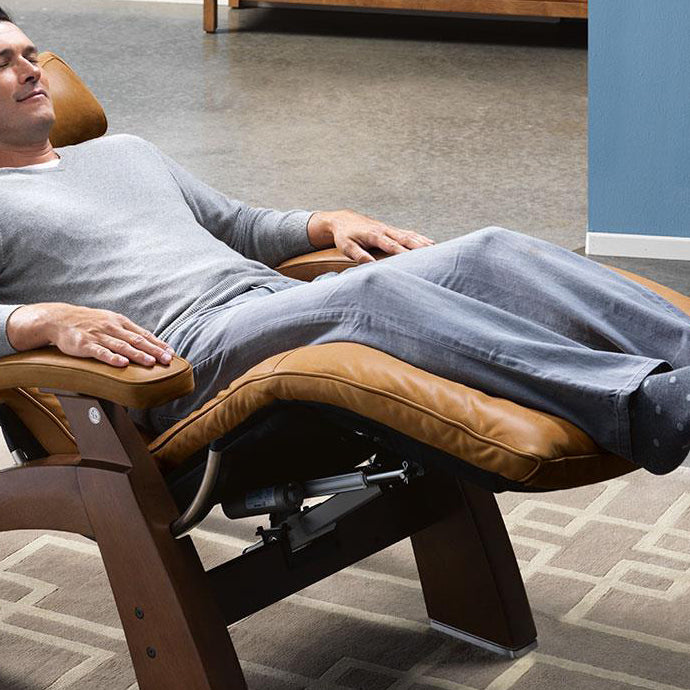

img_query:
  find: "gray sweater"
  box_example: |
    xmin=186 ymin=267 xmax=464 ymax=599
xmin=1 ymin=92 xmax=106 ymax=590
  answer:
xmin=0 ymin=134 xmax=317 ymax=358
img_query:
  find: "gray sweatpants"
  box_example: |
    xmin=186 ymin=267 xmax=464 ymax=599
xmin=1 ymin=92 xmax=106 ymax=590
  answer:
xmin=143 ymin=227 xmax=690 ymax=462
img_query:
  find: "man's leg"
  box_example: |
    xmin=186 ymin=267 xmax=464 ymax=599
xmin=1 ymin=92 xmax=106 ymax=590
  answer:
xmin=365 ymin=226 xmax=690 ymax=473
xmin=365 ymin=226 xmax=690 ymax=367
xmin=148 ymin=261 xmax=670 ymax=466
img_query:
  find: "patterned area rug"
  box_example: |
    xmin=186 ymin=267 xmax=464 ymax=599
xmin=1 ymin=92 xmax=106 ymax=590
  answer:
xmin=0 ymin=467 xmax=688 ymax=690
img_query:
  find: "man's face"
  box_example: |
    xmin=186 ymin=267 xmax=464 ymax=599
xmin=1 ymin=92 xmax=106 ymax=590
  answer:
xmin=0 ymin=21 xmax=54 ymax=147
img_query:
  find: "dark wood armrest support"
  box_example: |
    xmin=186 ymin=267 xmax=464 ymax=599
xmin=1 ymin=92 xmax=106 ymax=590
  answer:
xmin=0 ymin=346 xmax=194 ymax=409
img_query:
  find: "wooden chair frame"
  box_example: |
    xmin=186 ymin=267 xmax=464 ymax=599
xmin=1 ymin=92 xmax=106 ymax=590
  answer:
xmin=0 ymin=388 xmax=536 ymax=688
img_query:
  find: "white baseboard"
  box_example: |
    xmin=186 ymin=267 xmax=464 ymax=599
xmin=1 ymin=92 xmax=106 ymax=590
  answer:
xmin=586 ymin=232 xmax=690 ymax=261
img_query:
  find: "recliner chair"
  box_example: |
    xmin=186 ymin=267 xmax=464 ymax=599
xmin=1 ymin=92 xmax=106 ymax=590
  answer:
xmin=0 ymin=53 xmax=688 ymax=690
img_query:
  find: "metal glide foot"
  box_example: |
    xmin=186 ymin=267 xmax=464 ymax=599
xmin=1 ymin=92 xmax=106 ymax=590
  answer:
xmin=431 ymin=620 xmax=538 ymax=659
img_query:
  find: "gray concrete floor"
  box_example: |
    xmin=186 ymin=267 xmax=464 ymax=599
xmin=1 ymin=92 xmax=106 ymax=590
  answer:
xmin=15 ymin=1 xmax=590 ymax=245
xmin=1 ymin=2 xmax=687 ymax=465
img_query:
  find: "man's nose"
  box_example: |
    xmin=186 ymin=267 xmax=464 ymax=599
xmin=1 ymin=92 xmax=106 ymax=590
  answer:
xmin=18 ymin=58 xmax=41 ymax=83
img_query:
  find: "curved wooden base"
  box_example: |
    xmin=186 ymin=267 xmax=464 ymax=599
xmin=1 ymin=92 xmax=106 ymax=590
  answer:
xmin=0 ymin=391 xmax=536 ymax=687
xmin=0 ymin=393 xmax=246 ymax=690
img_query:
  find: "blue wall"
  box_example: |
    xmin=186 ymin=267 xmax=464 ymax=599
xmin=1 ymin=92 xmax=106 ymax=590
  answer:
xmin=589 ymin=0 xmax=690 ymax=238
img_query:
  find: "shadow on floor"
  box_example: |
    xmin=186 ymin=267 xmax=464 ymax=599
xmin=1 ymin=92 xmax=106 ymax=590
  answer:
xmin=219 ymin=6 xmax=587 ymax=48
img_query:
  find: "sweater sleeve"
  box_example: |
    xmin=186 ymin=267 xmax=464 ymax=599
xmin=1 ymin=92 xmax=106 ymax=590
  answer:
xmin=0 ymin=304 xmax=26 ymax=359
xmin=140 ymin=138 xmax=318 ymax=268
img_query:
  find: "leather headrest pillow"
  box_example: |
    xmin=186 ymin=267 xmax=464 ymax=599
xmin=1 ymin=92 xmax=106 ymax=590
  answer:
xmin=37 ymin=52 xmax=108 ymax=148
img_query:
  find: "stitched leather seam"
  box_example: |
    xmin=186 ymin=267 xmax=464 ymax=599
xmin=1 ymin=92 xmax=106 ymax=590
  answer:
xmin=254 ymin=370 xmax=577 ymax=464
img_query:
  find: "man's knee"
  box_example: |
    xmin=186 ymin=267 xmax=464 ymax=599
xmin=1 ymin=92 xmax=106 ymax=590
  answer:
xmin=463 ymin=226 xmax=538 ymax=266
xmin=467 ymin=226 xmax=520 ymax=247
xmin=338 ymin=263 xmax=406 ymax=303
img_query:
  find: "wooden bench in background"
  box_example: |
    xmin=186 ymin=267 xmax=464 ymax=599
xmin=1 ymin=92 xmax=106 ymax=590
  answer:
xmin=203 ymin=0 xmax=587 ymax=33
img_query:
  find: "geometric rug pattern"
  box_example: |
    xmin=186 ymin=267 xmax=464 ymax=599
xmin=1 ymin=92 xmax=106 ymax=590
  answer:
xmin=0 ymin=467 xmax=688 ymax=689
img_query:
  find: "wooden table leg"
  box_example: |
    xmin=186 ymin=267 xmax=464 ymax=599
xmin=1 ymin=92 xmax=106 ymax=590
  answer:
xmin=410 ymin=478 xmax=537 ymax=658
xmin=204 ymin=0 xmax=218 ymax=33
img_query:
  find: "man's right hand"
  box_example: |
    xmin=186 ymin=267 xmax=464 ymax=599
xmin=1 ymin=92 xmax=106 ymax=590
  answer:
xmin=6 ymin=303 xmax=175 ymax=368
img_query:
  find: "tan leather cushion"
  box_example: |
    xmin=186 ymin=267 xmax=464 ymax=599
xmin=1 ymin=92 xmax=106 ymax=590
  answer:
xmin=148 ymin=342 xmax=634 ymax=490
xmin=38 ymin=52 xmax=108 ymax=148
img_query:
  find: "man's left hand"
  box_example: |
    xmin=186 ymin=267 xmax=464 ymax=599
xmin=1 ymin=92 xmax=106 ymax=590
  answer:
xmin=307 ymin=209 xmax=435 ymax=264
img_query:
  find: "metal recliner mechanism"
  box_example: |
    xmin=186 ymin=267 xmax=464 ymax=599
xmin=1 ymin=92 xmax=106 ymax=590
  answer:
xmin=227 ymin=458 xmax=423 ymax=555
xmin=170 ymin=435 xmax=424 ymax=550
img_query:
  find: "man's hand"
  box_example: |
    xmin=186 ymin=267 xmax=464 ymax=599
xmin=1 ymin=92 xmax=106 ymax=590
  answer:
xmin=7 ymin=303 xmax=175 ymax=368
xmin=307 ymin=209 xmax=435 ymax=264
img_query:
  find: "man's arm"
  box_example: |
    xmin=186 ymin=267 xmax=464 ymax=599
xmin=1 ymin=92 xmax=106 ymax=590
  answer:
xmin=137 ymin=138 xmax=318 ymax=268
xmin=136 ymin=137 xmax=435 ymax=266
xmin=0 ymin=304 xmax=33 ymax=357
xmin=4 ymin=303 xmax=174 ymax=368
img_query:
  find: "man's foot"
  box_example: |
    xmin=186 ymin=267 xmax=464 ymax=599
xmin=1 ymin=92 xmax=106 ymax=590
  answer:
xmin=630 ymin=366 xmax=690 ymax=474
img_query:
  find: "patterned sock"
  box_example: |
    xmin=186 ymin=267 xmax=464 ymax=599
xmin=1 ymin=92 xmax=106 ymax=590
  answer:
xmin=630 ymin=366 xmax=690 ymax=475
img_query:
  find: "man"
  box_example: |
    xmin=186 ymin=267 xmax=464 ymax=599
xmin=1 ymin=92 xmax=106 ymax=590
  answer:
xmin=1 ymin=10 xmax=689 ymax=475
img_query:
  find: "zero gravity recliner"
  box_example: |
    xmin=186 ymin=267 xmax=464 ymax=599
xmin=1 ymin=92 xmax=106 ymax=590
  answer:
xmin=1 ymin=53 xmax=689 ymax=690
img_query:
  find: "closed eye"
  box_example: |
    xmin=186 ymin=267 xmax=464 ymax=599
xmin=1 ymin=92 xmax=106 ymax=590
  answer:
xmin=0 ymin=57 xmax=38 ymax=67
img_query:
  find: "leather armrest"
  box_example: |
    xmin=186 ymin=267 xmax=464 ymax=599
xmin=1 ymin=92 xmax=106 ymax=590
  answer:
xmin=276 ymin=248 xmax=391 ymax=280
xmin=0 ymin=347 xmax=194 ymax=409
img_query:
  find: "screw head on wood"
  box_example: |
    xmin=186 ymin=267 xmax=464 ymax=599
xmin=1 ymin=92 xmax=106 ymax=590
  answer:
xmin=135 ymin=607 xmax=144 ymax=620
xmin=146 ymin=647 xmax=157 ymax=659
xmin=87 ymin=407 xmax=101 ymax=425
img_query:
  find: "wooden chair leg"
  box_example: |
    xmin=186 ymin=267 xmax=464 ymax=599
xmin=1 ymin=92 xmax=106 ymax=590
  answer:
xmin=204 ymin=0 xmax=218 ymax=32
xmin=410 ymin=478 xmax=537 ymax=658
xmin=57 ymin=395 xmax=248 ymax=690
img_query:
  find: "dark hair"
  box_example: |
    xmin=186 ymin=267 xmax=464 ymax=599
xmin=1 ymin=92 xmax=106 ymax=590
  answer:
xmin=0 ymin=7 xmax=13 ymax=23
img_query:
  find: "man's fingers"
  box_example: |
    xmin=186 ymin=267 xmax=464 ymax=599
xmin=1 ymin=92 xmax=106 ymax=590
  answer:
xmin=122 ymin=318 xmax=175 ymax=352
xmin=119 ymin=319 xmax=175 ymax=362
xmin=47 ymin=307 xmax=175 ymax=369
xmin=373 ymin=232 xmax=409 ymax=255
xmin=101 ymin=334 xmax=160 ymax=366
xmin=387 ymin=226 xmax=435 ymax=248
xmin=416 ymin=233 xmax=435 ymax=245
xmin=86 ymin=342 xmax=129 ymax=368
xmin=345 ymin=241 xmax=376 ymax=264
